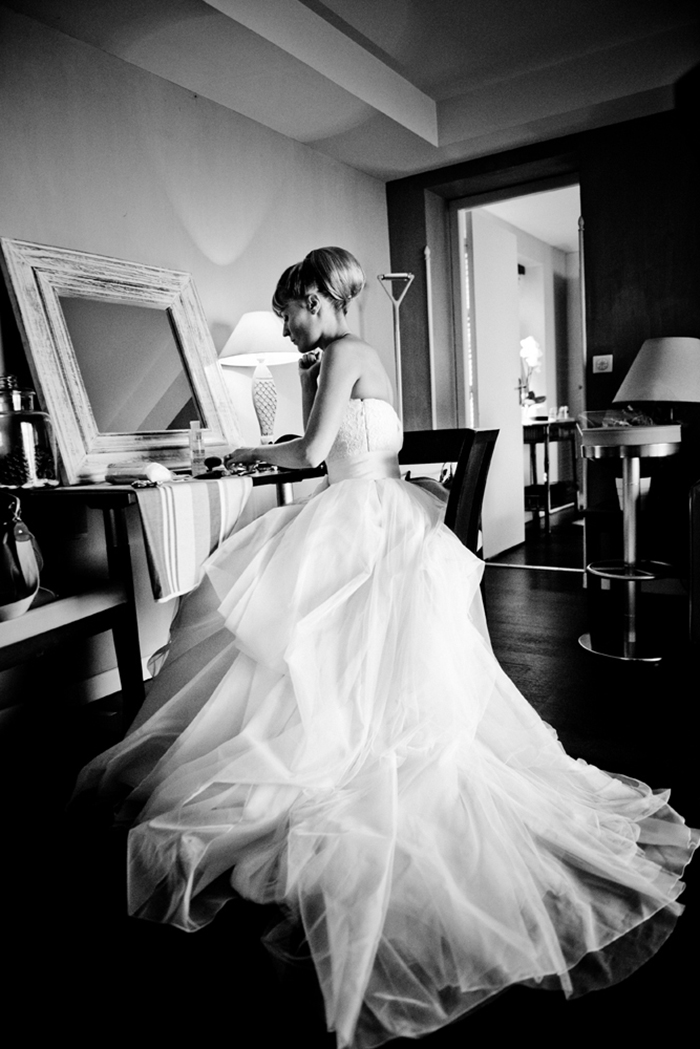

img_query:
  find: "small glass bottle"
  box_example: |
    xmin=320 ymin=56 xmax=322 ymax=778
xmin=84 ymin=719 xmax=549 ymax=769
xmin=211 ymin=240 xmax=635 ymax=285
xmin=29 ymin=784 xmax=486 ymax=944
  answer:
xmin=0 ymin=375 xmax=58 ymax=487
xmin=189 ymin=420 xmax=207 ymax=477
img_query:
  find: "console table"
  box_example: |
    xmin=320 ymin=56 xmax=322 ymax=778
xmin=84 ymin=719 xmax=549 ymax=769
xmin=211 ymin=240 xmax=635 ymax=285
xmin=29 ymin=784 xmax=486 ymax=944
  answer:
xmin=0 ymin=466 xmax=324 ymax=727
xmin=523 ymin=419 xmax=578 ymax=531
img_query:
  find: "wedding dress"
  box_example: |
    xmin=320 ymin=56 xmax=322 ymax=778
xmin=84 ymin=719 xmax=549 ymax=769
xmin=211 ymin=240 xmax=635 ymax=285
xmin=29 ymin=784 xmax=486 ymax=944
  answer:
xmin=76 ymin=398 xmax=696 ymax=1049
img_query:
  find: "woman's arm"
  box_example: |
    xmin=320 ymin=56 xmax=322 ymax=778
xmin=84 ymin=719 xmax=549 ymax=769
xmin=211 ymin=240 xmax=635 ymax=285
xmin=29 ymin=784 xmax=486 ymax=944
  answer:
xmin=299 ymin=350 xmax=322 ymax=429
xmin=226 ymin=340 xmax=362 ymax=470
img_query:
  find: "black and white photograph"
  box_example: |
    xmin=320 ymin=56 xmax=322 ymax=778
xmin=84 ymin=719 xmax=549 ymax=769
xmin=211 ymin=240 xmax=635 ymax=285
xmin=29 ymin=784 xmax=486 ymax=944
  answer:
xmin=1 ymin=3 xmax=699 ymax=1046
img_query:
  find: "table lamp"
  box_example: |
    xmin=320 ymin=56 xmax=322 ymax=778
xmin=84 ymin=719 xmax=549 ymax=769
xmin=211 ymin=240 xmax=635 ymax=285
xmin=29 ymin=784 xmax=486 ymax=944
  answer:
xmin=220 ymin=311 xmax=298 ymax=443
xmin=578 ymin=336 xmax=700 ymax=661
xmin=613 ymin=336 xmax=700 ymax=418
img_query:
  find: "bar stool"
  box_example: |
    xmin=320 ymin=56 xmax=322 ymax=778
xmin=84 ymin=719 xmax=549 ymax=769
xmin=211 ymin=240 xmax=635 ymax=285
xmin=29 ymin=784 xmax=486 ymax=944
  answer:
xmin=578 ymin=423 xmax=682 ymax=662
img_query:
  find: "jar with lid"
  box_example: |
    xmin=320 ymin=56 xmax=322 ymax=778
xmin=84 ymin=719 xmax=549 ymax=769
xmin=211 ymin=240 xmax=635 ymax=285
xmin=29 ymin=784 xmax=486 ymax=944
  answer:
xmin=0 ymin=375 xmax=59 ymax=487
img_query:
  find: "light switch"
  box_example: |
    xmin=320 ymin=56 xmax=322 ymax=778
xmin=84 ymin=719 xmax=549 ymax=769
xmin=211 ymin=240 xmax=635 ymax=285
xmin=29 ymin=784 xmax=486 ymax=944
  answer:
xmin=592 ymin=354 xmax=613 ymax=374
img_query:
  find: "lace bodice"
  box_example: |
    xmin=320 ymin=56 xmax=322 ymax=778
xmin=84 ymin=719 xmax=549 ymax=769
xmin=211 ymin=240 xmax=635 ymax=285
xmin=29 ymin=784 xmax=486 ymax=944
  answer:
xmin=328 ymin=399 xmax=402 ymax=460
xmin=326 ymin=399 xmax=402 ymax=483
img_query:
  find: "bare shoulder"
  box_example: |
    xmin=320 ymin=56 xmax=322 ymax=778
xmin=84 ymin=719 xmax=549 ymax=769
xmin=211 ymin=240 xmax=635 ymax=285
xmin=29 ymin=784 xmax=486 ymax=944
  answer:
xmin=324 ymin=336 xmax=393 ymax=402
xmin=325 ymin=334 xmax=378 ymax=362
xmin=321 ymin=335 xmax=371 ymax=371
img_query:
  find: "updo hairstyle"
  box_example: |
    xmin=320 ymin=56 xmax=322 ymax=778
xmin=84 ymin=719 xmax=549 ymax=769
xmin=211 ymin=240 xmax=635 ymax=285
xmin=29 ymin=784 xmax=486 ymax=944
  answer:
xmin=273 ymin=247 xmax=365 ymax=316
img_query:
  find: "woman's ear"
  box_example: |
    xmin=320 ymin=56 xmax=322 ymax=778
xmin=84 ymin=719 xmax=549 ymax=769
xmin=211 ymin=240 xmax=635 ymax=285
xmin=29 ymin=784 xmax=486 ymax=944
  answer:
xmin=306 ymin=293 xmax=319 ymax=315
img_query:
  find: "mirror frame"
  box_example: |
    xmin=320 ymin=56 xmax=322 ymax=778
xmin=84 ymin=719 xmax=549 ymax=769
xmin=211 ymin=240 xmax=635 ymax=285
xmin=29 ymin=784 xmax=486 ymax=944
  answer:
xmin=0 ymin=237 xmax=241 ymax=484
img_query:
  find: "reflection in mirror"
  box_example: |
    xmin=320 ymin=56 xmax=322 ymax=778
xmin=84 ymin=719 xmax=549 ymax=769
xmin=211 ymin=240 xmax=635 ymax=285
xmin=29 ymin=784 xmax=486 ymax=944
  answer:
xmin=59 ymin=297 xmax=200 ymax=433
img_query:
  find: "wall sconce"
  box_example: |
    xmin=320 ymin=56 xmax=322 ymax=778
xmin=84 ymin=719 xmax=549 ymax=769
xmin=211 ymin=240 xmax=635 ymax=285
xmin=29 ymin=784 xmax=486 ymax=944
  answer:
xmin=219 ymin=311 xmax=298 ymax=443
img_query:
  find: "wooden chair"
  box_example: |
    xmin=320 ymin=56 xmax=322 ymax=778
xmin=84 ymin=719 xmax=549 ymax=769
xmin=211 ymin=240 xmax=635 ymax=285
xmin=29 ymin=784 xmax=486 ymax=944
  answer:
xmin=399 ymin=428 xmax=499 ymax=556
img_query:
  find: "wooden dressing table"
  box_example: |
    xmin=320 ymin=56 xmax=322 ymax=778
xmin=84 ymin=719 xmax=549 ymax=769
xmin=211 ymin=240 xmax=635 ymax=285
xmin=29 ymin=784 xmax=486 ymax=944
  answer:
xmin=0 ymin=467 xmax=324 ymax=726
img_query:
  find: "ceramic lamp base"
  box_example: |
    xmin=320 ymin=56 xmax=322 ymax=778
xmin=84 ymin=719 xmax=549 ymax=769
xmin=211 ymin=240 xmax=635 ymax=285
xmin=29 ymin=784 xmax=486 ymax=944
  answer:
xmin=252 ymin=366 xmax=277 ymax=445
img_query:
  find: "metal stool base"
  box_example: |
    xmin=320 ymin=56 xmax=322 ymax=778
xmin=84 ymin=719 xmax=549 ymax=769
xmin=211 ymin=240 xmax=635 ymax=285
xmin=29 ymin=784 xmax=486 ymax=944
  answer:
xmin=578 ymin=632 xmax=662 ymax=664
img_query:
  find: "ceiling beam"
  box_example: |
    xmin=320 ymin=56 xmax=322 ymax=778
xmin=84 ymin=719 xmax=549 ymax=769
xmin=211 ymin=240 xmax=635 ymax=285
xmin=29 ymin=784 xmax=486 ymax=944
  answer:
xmin=204 ymin=0 xmax=438 ymax=145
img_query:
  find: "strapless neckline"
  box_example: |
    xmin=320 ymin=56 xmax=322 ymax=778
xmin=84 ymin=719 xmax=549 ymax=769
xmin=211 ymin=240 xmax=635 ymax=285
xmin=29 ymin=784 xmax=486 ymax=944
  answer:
xmin=348 ymin=397 xmax=395 ymax=411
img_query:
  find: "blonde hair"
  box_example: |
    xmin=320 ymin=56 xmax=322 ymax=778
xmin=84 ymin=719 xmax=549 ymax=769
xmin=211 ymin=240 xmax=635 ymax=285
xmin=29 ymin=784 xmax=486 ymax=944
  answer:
xmin=273 ymin=247 xmax=365 ymax=315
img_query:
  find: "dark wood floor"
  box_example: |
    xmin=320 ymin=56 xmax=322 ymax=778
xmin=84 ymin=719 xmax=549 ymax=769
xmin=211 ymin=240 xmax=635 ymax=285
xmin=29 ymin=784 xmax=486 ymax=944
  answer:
xmin=488 ymin=509 xmax=587 ymax=571
xmin=3 ymin=519 xmax=697 ymax=1045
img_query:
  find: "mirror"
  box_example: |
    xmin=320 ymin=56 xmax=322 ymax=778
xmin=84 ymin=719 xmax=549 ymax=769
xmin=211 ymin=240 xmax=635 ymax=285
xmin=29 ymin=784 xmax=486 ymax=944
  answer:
xmin=59 ymin=297 xmax=200 ymax=434
xmin=0 ymin=238 xmax=241 ymax=483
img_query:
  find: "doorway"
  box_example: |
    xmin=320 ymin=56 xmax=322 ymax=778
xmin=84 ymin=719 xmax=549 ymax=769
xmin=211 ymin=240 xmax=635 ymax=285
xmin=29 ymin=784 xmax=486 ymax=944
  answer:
xmin=452 ymin=184 xmax=585 ymax=569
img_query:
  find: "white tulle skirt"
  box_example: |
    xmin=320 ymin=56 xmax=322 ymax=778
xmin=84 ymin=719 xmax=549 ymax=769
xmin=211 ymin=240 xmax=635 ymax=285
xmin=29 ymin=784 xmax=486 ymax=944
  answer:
xmin=75 ymin=476 xmax=697 ymax=1048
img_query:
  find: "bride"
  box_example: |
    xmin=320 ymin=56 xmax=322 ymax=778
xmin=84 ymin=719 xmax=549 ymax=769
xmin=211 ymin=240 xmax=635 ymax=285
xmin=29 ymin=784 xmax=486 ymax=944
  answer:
xmin=75 ymin=247 xmax=697 ymax=1049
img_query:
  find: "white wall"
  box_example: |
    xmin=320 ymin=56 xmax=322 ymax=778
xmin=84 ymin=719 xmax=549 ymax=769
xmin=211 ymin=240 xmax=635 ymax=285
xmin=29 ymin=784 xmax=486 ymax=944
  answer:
xmin=481 ymin=214 xmax=569 ymax=414
xmin=476 ymin=207 xmax=578 ymax=500
xmin=469 ymin=210 xmax=524 ymax=557
xmin=0 ymin=7 xmax=392 ymax=702
xmin=0 ymin=8 xmax=393 ymax=429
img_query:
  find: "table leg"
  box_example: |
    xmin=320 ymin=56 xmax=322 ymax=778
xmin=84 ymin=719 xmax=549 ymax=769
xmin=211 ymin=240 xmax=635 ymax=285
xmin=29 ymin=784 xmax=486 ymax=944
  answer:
xmin=103 ymin=507 xmax=146 ymax=725
xmin=275 ymin=481 xmax=294 ymax=506
xmin=580 ymin=454 xmax=662 ymax=663
xmin=543 ymin=428 xmax=551 ymax=533
xmin=569 ymin=430 xmax=579 ymax=508
xmin=621 ymin=456 xmax=640 ymax=658
xmin=528 ymin=442 xmax=540 ymax=524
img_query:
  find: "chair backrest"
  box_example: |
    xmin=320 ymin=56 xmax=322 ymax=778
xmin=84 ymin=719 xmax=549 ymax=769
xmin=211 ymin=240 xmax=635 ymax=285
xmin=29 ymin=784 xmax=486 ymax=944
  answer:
xmin=398 ymin=428 xmax=467 ymax=467
xmin=444 ymin=429 xmax=499 ymax=554
xmin=399 ymin=428 xmax=499 ymax=555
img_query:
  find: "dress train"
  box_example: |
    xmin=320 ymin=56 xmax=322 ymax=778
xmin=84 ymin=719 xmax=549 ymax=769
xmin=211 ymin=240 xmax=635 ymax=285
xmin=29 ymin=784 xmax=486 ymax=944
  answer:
xmin=74 ymin=399 xmax=697 ymax=1048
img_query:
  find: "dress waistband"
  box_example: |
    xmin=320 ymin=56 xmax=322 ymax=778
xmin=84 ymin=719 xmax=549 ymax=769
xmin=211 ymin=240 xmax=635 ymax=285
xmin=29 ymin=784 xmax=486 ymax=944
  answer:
xmin=326 ymin=452 xmax=402 ymax=485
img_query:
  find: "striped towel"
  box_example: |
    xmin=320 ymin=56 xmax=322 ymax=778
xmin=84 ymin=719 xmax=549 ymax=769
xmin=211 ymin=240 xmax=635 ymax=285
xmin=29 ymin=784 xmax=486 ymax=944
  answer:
xmin=134 ymin=476 xmax=252 ymax=601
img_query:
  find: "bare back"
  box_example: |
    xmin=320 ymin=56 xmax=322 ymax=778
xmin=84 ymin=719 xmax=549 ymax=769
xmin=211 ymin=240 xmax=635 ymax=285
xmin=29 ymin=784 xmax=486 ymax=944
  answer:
xmin=344 ymin=337 xmax=395 ymax=405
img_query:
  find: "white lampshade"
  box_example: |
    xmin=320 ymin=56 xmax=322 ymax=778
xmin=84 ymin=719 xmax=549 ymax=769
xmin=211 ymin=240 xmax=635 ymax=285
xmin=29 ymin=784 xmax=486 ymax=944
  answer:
xmin=219 ymin=311 xmax=298 ymax=443
xmin=219 ymin=311 xmax=298 ymax=368
xmin=613 ymin=337 xmax=700 ymax=404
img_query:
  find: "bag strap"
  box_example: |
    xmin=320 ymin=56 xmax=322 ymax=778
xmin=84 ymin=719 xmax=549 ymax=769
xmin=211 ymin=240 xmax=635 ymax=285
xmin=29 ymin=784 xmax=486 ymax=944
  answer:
xmin=13 ymin=520 xmax=40 ymax=594
xmin=0 ymin=495 xmax=41 ymax=621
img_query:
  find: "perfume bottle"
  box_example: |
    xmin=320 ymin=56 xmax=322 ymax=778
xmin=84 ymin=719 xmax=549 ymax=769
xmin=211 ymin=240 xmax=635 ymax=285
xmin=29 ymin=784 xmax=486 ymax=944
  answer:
xmin=189 ymin=420 xmax=207 ymax=477
xmin=0 ymin=375 xmax=58 ymax=488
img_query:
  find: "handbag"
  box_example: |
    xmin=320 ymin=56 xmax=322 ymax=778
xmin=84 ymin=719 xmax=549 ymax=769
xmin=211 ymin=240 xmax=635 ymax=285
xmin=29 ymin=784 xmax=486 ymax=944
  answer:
xmin=0 ymin=491 xmax=42 ymax=621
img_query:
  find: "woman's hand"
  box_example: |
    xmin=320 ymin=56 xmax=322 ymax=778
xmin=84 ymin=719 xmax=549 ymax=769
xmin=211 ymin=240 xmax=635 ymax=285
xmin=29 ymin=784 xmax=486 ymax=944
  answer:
xmin=224 ymin=447 xmax=260 ymax=468
xmin=299 ymin=349 xmax=322 ymax=384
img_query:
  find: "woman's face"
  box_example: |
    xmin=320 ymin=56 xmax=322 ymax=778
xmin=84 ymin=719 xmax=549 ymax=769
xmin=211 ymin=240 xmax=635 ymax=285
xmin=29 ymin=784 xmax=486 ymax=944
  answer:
xmin=279 ymin=298 xmax=318 ymax=352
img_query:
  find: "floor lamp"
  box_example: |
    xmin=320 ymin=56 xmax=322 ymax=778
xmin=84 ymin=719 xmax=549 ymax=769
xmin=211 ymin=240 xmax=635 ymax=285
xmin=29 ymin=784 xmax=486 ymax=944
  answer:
xmin=378 ymin=272 xmax=414 ymax=422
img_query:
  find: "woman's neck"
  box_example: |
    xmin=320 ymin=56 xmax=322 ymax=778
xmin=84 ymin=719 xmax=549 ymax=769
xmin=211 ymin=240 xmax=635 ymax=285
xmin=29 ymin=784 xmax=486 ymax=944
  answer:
xmin=319 ymin=328 xmax=350 ymax=349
